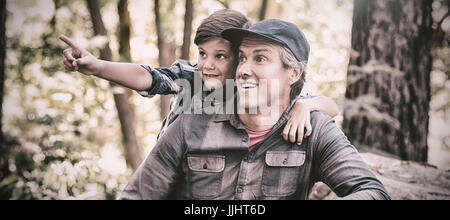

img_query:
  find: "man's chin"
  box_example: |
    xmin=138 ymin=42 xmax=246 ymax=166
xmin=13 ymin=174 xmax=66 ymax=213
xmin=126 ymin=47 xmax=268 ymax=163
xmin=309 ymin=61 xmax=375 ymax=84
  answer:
xmin=238 ymin=102 xmax=259 ymax=114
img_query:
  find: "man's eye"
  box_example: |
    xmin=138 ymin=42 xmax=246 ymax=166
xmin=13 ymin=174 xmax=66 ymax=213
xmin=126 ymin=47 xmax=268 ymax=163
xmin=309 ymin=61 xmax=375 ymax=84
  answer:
xmin=255 ymin=56 xmax=266 ymax=63
xmin=239 ymin=56 xmax=246 ymax=63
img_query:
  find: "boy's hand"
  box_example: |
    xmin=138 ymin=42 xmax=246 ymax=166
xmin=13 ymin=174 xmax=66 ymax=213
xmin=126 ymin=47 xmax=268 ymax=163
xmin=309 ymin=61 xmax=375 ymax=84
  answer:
xmin=59 ymin=35 xmax=101 ymax=76
xmin=282 ymin=100 xmax=312 ymax=145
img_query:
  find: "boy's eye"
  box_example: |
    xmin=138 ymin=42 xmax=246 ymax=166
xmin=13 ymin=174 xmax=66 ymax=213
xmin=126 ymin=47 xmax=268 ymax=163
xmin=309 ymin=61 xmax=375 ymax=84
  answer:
xmin=199 ymin=51 xmax=206 ymax=58
xmin=239 ymin=56 xmax=246 ymax=63
xmin=216 ymin=54 xmax=227 ymax=59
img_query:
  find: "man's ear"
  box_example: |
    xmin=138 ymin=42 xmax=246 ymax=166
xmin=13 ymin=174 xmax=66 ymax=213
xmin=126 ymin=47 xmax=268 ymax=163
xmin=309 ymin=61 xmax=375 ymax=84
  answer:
xmin=288 ymin=66 xmax=302 ymax=85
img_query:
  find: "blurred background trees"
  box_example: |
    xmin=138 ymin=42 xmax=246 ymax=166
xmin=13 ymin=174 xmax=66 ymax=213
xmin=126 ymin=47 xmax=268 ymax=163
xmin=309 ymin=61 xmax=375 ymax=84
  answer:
xmin=87 ymin=0 xmax=142 ymax=172
xmin=1 ymin=0 xmax=449 ymax=200
xmin=154 ymin=0 xmax=176 ymax=119
xmin=1 ymin=0 xmax=6 ymax=142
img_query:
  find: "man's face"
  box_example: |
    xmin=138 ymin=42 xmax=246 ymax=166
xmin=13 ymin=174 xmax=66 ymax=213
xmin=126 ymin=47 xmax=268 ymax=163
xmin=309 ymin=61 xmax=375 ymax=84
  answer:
xmin=236 ymin=37 xmax=296 ymax=111
xmin=197 ymin=38 xmax=236 ymax=90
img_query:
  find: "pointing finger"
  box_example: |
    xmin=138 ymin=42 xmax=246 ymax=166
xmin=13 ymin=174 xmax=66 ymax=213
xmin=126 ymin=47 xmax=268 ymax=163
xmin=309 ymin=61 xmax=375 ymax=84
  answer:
xmin=59 ymin=34 xmax=81 ymax=50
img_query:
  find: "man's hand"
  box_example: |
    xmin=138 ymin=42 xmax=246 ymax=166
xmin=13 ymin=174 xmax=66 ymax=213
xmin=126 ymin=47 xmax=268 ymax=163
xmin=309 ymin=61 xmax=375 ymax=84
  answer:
xmin=282 ymin=100 xmax=312 ymax=145
xmin=60 ymin=35 xmax=101 ymax=76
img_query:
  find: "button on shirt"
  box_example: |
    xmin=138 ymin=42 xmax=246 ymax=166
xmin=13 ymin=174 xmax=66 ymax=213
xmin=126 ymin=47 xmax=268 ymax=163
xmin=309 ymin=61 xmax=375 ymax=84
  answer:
xmin=119 ymin=99 xmax=390 ymax=200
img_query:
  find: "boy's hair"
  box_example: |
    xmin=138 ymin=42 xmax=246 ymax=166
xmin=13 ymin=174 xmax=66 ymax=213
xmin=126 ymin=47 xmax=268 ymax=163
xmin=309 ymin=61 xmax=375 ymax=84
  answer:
xmin=194 ymin=9 xmax=251 ymax=45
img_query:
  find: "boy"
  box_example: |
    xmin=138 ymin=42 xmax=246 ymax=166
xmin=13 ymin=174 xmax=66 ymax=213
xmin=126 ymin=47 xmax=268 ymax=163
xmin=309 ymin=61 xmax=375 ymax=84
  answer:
xmin=60 ymin=9 xmax=339 ymax=145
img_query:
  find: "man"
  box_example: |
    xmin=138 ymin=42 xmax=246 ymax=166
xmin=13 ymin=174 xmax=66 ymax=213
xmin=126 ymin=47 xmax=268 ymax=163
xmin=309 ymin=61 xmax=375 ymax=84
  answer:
xmin=119 ymin=19 xmax=390 ymax=200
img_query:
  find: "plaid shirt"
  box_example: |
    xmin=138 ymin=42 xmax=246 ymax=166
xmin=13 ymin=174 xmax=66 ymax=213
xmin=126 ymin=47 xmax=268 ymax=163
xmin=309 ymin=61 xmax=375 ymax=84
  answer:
xmin=120 ymin=99 xmax=390 ymax=200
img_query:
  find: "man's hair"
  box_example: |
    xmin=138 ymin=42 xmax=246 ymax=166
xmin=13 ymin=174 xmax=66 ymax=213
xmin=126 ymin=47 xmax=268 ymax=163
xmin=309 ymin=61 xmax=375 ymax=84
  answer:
xmin=279 ymin=47 xmax=307 ymax=101
xmin=194 ymin=9 xmax=251 ymax=46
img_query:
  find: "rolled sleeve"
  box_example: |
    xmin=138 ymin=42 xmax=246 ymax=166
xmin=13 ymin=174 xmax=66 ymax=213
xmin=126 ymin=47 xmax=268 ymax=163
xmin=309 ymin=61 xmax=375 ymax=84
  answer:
xmin=137 ymin=60 xmax=197 ymax=98
xmin=292 ymin=94 xmax=315 ymax=103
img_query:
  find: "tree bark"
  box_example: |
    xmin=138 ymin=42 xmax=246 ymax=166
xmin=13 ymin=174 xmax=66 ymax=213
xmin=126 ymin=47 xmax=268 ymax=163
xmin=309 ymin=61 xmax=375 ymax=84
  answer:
xmin=259 ymin=0 xmax=268 ymax=21
xmin=343 ymin=0 xmax=433 ymax=162
xmin=154 ymin=0 xmax=176 ymax=119
xmin=215 ymin=0 xmax=230 ymax=9
xmin=117 ymin=0 xmax=131 ymax=62
xmin=0 ymin=0 xmax=6 ymax=143
xmin=181 ymin=0 xmax=193 ymax=60
xmin=0 ymin=0 xmax=7 ymax=144
xmin=86 ymin=0 xmax=142 ymax=172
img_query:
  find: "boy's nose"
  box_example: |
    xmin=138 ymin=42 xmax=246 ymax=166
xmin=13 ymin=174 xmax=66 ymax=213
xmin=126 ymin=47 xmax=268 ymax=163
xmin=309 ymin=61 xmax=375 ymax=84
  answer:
xmin=203 ymin=58 xmax=215 ymax=70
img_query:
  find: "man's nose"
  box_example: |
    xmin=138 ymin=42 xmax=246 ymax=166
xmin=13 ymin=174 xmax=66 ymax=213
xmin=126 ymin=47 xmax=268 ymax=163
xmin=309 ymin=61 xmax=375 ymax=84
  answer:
xmin=236 ymin=61 xmax=252 ymax=79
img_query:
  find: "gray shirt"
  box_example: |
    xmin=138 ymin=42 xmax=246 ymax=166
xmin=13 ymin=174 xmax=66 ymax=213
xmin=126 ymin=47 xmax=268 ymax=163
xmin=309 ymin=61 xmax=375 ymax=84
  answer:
xmin=120 ymin=100 xmax=390 ymax=200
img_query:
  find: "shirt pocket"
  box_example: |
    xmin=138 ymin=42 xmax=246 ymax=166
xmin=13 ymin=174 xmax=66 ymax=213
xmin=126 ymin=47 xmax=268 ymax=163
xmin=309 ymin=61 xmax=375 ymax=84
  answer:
xmin=262 ymin=151 xmax=305 ymax=197
xmin=187 ymin=154 xmax=225 ymax=199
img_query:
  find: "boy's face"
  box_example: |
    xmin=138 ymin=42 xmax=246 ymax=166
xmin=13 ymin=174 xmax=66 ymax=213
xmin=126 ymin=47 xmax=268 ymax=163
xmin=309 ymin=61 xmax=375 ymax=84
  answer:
xmin=197 ymin=38 xmax=236 ymax=90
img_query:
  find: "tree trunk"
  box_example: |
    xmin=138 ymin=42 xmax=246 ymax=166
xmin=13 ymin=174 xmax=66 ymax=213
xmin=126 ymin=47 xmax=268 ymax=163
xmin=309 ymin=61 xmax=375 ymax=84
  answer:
xmin=86 ymin=0 xmax=142 ymax=172
xmin=0 ymin=0 xmax=6 ymax=143
xmin=154 ymin=0 xmax=176 ymax=119
xmin=259 ymin=0 xmax=268 ymax=21
xmin=181 ymin=0 xmax=193 ymax=60
xmin=117 ymin=0 xmax=131 ymax=62
xmin=343 ymin=0 xmax=433 ymax=162
xmin=215 ymin=0 xmax=230 ymax=9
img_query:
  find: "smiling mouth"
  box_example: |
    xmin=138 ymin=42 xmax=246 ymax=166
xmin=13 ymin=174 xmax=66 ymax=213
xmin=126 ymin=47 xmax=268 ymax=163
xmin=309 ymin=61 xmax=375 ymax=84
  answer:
xmin=203 ymin=73 xmax=221 ymax=78
xmin=238 ymin=81 xmax=258 ymax=89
